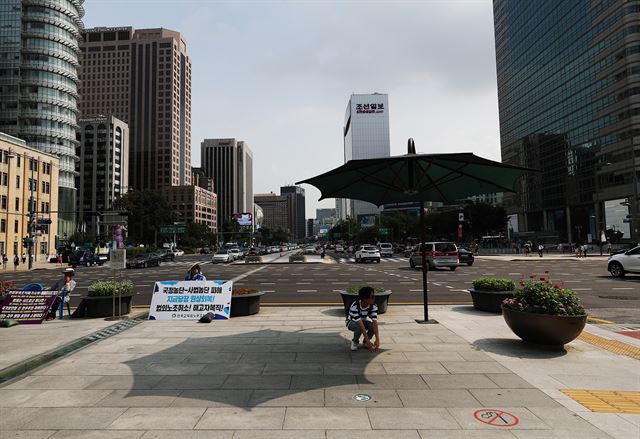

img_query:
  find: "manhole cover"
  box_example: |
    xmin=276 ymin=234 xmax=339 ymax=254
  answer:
xmin=352 ymin=394 xmax=372 ymax=402
xmin=598 ymin=295 xmax=639 ymax=300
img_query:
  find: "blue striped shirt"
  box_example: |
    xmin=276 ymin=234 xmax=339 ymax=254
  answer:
xmin=346 ymin=300 xmax=378 ymax=326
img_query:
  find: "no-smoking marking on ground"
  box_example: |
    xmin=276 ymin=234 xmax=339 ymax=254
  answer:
xmin=473 ymin=409 xmax=519 ymax=427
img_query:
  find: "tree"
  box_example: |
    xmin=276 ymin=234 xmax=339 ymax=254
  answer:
xmin=177 ymin=222 xmax=215 ymax=249
xmin=114 ymin=190 xmax=175 ymax=245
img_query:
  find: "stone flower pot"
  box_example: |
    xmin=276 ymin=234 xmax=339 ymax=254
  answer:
xmin=84 ymin=295 xmax=133 ymax=318
xmin=502 ymin=306 xmax=587 ymax=346
xmin=339 ymin=290 xmax=392 ymax=314
xmin=231 ymin=291 xmax=265 ymax=317
xmin=468 ymin=289 xmax=515 ymax=313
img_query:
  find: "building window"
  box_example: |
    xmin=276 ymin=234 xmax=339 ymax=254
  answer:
xmin=15 ymin=197 xmax=19 ymax=211
xmin=14 ymin=220 xmax=18 ymax=233
xmin=16 ymin=175 xmax=20 ymax=188
xmin=0 ymin=195 xmax=6 ymax=209
xmin=0 ymin=172 xmax=7 ymax=186
xmin=0 ymin=219 xmax=5 ymax=233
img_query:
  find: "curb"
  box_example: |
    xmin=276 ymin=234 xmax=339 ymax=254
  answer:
xmin=0 ymin=313 xmax=148 ymax=385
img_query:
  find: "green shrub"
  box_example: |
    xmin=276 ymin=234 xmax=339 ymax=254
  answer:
xmin=345 ymin=285 xmax=387 ymax=294
xmin=502 ymin=279 xmax=586 ymax=316
xmin=289 ymin=254 xmax=306 ymax=262
xmin=472 ymin=277 xmax=515 ymax=292
xmin=87 ymin=280 xmax=134 ymax=297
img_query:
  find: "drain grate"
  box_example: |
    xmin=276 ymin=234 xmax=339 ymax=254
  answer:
xmin=352 ymin=394 xmax=372 ymax=402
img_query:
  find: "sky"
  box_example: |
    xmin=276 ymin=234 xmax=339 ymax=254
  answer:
xmin=83 ymin=0 xmax=501 ymax=219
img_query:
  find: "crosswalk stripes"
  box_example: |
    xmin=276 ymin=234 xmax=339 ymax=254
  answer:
xmin=337 ymin=257 xmax=408 ymax=264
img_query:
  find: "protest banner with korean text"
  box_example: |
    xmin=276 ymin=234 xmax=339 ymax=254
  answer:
xmin=148 ymin=280 xmax=232 ymax=320
xmin=0 ymin=290 xmax=59 ymax=324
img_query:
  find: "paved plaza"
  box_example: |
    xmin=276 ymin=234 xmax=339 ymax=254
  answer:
xmin=1 ymin=305 xmax=638 ymax=438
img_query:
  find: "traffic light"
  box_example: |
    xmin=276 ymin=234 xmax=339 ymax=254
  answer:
xmin=22 ymin=237 xmax=29 ymax=248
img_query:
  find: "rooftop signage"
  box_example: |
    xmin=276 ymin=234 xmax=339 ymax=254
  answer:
xmin=356 ymin=103 xmax=384 ymax=114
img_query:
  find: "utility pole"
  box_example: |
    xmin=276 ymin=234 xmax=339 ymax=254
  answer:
xmin=28 ymin=155 xmax=35 ymax=270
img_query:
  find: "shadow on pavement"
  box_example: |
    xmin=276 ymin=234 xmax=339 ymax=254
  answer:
xmin=473 ymin=338 xmax=568 ymax=358
xmin=122 ymin=328 xmax=381 ymax=408
xmin=321 ymin=308 xmax=346 ymax=318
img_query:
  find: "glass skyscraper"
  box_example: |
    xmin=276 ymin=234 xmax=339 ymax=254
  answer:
xmin=0 ymin=0 xmax=84 ymax=236
xmin=494 ymin=0 xmax=640 ymax=243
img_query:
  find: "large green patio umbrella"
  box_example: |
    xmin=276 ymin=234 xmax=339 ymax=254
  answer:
xmin=296 ymin=139 xmax=533 ymax=323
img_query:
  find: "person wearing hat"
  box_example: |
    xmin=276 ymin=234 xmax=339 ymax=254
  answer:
xmin=47 ymin=268 xmax=76 ymax=320
xmin=185 ymin=263 xmax=206 ymax=281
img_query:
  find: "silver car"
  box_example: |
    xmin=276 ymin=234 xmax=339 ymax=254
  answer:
xmin=409 ymin=242 xmax=459 ymax=271
xmin=608 ymin=246 xmax=640 ymax=277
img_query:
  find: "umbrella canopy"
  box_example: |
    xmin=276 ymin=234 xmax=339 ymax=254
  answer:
xmin=296 ymin=139 xmax=535 ymax=323
xmin=296 ymin=152 xmax=531 ymax=206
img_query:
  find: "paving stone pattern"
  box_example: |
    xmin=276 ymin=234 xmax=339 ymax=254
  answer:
xmin=0 ymin=306 xmax=619 ymax=438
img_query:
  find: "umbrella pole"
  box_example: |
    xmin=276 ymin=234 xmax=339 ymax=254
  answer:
xmin=416 ymin=201 xmax=438 ymax=324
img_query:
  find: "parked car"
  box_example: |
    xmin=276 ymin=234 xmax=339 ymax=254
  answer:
xmin=378 ymin=242 xmax=393 ymax=257
xmin=608 ymin=246 xmax=640 ymax=277
xmin=457 ymin=247 xmax=474 ymax=266
xmin=409 ymin=242 xmax=459 ymax=271
xmin=173 ymin=249 xmax=185 ymax=256
xmin=158 ymin=249 xmax=175 ymax=262
xmin=355 ymin=245 xmax=381 ymax=263
xmin=403 ymin=245 xmax=415 ymax=257
xmin=69 ymin=249 xmax=100 ymax=268
xmin=335 ymin=244 xmax=344 ymax=253
xmin=229 ymin=247 xmax=242 ymax=260
xmin=126 ymin=253 xmax=162 ymax=269
xmin=212 ymin=250 xmax=234 ymax=263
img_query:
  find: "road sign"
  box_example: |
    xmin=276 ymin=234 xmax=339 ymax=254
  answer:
xmin=111 ymin=249 xmax=126 ymax=269
xmin=37 ymin=218 xmax=52 ymax=225
xmin=458 ymin=212 xmax=464 ymax=221
xmin=160 ymin=225 xmax=186 ymax=234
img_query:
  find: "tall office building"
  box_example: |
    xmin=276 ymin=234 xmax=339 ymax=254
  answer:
xmin=201 ymin=138 xmax=254 ymax=226
xmin=76 ymin=116 xmax=129 ymax=236
xmin=254 ymin=192 xmax=289 ymax=234
xmin=342 ymin=93 xmax=390 ymax=221
xmin=280 ymin=185 xmax=305 ymax=241
xmin=78 ymin=27 xmax=192 ymax=190
xmin=316 ymin=208 xmax=336 ymax=223
xmin=0 ymin=0 xmax=85 ymax=237
xmin=494 ymin=1 xmax=640 ymax=243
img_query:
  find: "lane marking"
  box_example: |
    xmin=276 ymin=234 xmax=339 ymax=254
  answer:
xmin=297 ymin=289 xmax=318 ymax=293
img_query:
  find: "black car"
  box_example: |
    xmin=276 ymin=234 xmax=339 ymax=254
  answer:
xmin=158 ymin=249 xmax=175 ymax=261
xmin=458 ymin=247 xmax=474 ymax=266
xmin=126 ymin=253 xmax=161 ymax=269
xmin=69 ymin=249 xmax=101 ymax=268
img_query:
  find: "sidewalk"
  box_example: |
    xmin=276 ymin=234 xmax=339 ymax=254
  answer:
xmin=0 ymin=305 xmax=638 ymax=438
xmin=2 ymin=259 xmax=61 ymax=272
xmin=477 ymin=254 xmax=611 ymax=262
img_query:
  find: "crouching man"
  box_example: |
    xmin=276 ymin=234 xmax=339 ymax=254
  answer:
xmin=346 ymin=286 xmax=380 ymax=352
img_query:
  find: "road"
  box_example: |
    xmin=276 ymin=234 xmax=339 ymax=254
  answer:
xmin=4 ymin=252 xmax=639 ymax=324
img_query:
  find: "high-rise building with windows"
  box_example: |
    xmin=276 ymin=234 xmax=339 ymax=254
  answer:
xmin=76 ymin=116 xmax=128 ymax=236
xmin=201 ymin=138 xmax=253 ymax=227
xmin=254 ymin=192 xmax=289 ymax=234
xmin=280 ymin=185 xmax=305 ymax=241
xmin=0 ymin=0 xmax=85 ymax=237
xmin=494 ymin=1 xmax=640 ymax=243
xmin=78 ymin=26 xmax=192 ymax=190
xmin=342 ymin=93 xmax=390 ymax=220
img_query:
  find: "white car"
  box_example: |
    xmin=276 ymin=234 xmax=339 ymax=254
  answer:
xmin=212 ymin=250 xmax=233 ymax=263
xmin=304 ymin=246 xmax=316 ymax=255
xmin=608 ymin=246 xmax=640 ymax=277
xmin=355 ymin=245 xmax=381 ymax=263
xmin=335 ymin=244 xmax=344 ymax=253
xmin=173 ymin=249 xmax=185 ymax=256
xmin=378 ymin=243 xmax=393 ymax=257
xmin=228 ymin=248 xmax=242 ymax=260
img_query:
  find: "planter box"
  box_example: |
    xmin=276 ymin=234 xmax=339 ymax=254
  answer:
xmin=231 ymin=291 xmax=265 ymax=317
xmin=502 ymin=306 xmax=587 ymax=346
xmin=289 ymin=255 xmax=307 ymax=263
xmin=84 ymin=295 xmax=133 ymax=318
xmin=245 ymin=255 xmax=263 ymax=263
xmin=339 ymin=290 xmax=392 ymax=314
xmin=469 ymin=289 xmax=514 ymax=313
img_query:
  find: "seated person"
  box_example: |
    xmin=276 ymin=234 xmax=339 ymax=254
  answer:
xmin=185 ymin=263 xmax=206 ymax=281
xmin=345 ymin=286 xmax=380 ymax=352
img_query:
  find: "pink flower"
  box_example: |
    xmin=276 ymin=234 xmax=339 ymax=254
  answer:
xmin=553 ymin=285 xmax=560 ymax=289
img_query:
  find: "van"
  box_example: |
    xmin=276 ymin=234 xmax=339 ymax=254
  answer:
xmin=378 ymin=243 xmax=393 ymax=257
xmin=409 ymin=242 xmax=459 ymax=271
